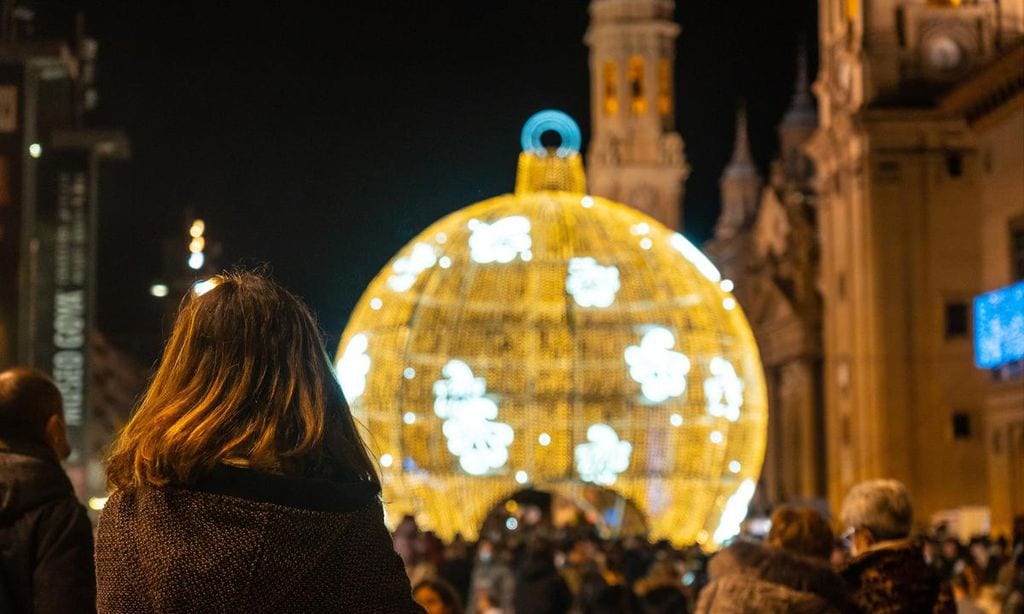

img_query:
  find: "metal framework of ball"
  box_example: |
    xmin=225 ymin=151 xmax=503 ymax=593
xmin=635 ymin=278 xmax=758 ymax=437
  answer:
xmin=336 ymin=111 xmax=767 ymax=549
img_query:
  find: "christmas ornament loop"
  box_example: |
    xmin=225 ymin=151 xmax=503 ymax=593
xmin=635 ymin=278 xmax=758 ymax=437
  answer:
xmin=520 ymin=109 xmax=582 ymax=158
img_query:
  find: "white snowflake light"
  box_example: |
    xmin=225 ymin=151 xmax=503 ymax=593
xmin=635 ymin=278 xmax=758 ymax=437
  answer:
xmin=566 ymin=257 xmax=620 ymax=308
xmin=574 ymin=423 xmax=633 ymax=485
xmin=625 ymin=327 xmax=691 ymax=403
xmin=669 ymin=233 xmax=722 ymax=283
xmin=336 ymin=334 xmax=370 ymax=402
xmin=468 ymin=216 xmax=532 ymax=264
xmin=388 ymin=243 xmax=438 ymax=292
xmin=433 ymin=360 xmax=514 ymax=475
xmin=704 ymin=357 xmax=744 ymax=422
xmin=713 ymin=479 xmax=756 ymax=545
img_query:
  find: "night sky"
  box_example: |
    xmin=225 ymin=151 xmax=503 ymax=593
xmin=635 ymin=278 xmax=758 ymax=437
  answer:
xmin=82 ymin=1 xmax=816 ymax=361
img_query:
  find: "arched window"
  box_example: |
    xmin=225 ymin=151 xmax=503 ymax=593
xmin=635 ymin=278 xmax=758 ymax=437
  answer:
xmin=602 ymin=61 xmax=619 ymax=116
xmin=658 ymin=58 xmax=672 ymax=118
xmin=628 ymin=56 xmax=647 ymax=115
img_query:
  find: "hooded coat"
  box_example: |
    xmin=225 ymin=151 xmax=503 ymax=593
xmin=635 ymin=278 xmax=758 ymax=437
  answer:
xmin=0 ymin=440 xmax=96 ymax=614
xmin=95 ymin=464 xmax=422 ymax=613
xmin=695 ymin=540 xmax=856 ymax=614
xmin=839 ymin=539 xmax=955 ymax=614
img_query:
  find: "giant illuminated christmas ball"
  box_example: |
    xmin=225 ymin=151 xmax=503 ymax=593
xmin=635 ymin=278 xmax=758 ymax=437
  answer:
xmin=336 ymin=111 xmax=767 ymax=548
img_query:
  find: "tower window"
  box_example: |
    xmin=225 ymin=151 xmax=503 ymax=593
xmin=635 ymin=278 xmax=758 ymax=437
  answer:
xmin=952 ymin=412 xmax=971 ymax=439
xmin=602 ymin=61 xmax=618 ymax=116
xmin=657 ymin=58 xmax=672 ymax=118
xmin=945 ymin=301 xmax=969 ymax=338
xmin=628 ymin=56 xmax=647 ymax=115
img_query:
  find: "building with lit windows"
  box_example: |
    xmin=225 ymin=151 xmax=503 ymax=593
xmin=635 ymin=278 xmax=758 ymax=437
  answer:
xmin=807 ymin=0 xmax=1024 ymax=533
xmin=585 ymin=0 xmax=689 ymax=230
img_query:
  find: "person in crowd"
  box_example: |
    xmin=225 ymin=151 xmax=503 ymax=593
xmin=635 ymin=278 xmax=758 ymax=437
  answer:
xmin=952 ymin=572 xmax=986 ymax=614
xmin=414 ymin=578 xmax=465 ymax=614
xmin=513 ymin=538 xmax=572 ymax=614
xmin=840 ymin=479 xmax=955 ymax=613
xmin=696 ymin=506 xmax=856 ymax=613
xmin=634 ymin=557 xmax=688 ymax=613
xmin=467 ymin=539 xmax=514 ymax=614
xmin=94 ymin=271 xmax=422 ymax=612
xmin=439 ymin=535 xmax=474 ymax=606
xmin=0 ymin=367 xmax=95 ymax=614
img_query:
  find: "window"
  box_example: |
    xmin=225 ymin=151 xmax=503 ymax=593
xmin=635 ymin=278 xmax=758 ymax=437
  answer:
xmin=946 ymin=151 xmax=963 ymax=177
xmin=602 ymin=61 xmax=618 ymax=116
xmin=952 ymin=412 xmax=971 ymax=439
xmin=1011 ymin=220 xmax=1024 ymax=280
xmin=657 ymin=58 xmax=672 ymax=119
xmin=628 ymin=56 xmax=647 ymax=115
xmin=945 ymin=301 xmax=969 ymax=338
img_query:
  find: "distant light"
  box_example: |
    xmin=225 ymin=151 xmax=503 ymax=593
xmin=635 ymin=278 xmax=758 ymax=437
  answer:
xmin=88 ymin=496 xmax=108 ymax=511
xmin=370 ymin=297 xmax=383 ymax=310
xmin=640 ymin=237 xmax=653 ymax=250
xmin=515 ymin=470 xmax=529 ymax=484
xmin=506 ymin=517 xmax=519 ymax=530
xmin=189 ymin=236 xmax=205 ymax=253
xmin=729 ymin=460 xmax=741 ymax=474
xmin=28 ymin=143 xmax=41 ymax=158
xmin=683 ymin=571 xmax=696 ymax=586
xmin=670 ymin=413 xmax=683 ymax=427
xmin=192 ymin=279 xmax=219 ymax=296
xmin=439 ymin=256 xmax=452 ymax=269
xmin=403 ymin=412 xmax=417 ymax=425
xmin=149 ymin=283 xmax=169 ymax=298
xmin=538 ymin=432 xmax=552 ymax=446
xmin=380 ymin=453 xmax=394 ymax=468
xmin=581 ymin=196 xmax=594 ymax=208
xmin=723 ymin=297 xmax=737 ymax=311
xmin=710 ymin=430 xmax=724 ymax=444
xmin=188 ymin=252 xmax=205 ymax=270
xmin=721 ymin=279 xmax=734 ymax=293
xmin=403 ymin=367 xmax=416 ymax=380
xmin=189 ymin=220 xmax=205 ymax=238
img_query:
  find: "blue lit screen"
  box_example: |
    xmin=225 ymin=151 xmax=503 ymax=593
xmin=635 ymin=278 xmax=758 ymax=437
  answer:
xmin=974 ymin=281 xmax=1024 ymax=369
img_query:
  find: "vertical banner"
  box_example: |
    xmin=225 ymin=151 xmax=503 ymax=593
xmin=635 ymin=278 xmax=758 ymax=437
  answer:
xmin=33 ymin=148 xmax=92 ymax=496
xmin=0 ymin=73 xmax=22 ymax=369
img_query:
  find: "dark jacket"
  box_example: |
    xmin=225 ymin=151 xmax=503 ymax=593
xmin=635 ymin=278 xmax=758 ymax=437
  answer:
xmin=0 ymin=440 xmax=96 ymax=614
xmin=513 ymin=551 xmax=572 ymax=614
xmin=840 ymin=539 xmax=955 ymax=614
xmin=95 ymin=464 xmax=422 ymax=613
xmin=696 ymin=540 xmax=856 ymax=614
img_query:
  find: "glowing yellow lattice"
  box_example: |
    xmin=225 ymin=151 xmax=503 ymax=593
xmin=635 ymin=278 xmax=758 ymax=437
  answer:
xmin=337 ymin=114 xmax=766 ymax=549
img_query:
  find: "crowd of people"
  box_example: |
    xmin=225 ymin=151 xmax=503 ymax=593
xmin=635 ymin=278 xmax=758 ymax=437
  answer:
xmin=0 ymin=270 xmax=1021 ymax=613
xmin=400 ymin=488 xmax=1024 ymax=614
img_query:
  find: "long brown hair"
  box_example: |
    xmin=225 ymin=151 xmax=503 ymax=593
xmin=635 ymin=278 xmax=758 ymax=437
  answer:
xmin=106 ymin=270 xmax=378 ymax=490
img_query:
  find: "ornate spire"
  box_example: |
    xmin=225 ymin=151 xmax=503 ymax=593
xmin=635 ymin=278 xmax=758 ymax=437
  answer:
xmin=723 ymin=101 xmax=757 ymax=179
xmin=782 ymin=43 xmax=816 ymax=128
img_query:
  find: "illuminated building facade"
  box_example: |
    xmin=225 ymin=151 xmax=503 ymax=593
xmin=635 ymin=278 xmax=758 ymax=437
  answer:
xmin=704 ymin=52 xmax=825 ymax=508
xmin=337 ymin=112 xmax=767 ymax=548
xmin=585 ymin=0 xmax=689 ymax=229
xmin=808 ymin=0 xmax=1024 ymax=532
xmin=0 ymin=10 xmax=128 ymax=499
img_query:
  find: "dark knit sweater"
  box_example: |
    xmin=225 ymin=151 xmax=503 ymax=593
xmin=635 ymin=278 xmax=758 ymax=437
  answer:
xmin=95 ymin=465 xmax=423 ymax=613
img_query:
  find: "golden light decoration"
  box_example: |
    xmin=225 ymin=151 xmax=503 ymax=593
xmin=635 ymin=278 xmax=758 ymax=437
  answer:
xmin=336 ymin=111 xmax=767 ymax=549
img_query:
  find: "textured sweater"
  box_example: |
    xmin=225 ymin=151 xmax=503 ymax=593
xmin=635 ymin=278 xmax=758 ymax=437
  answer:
xmin=95 ymin=465 xmax=423 ymax=613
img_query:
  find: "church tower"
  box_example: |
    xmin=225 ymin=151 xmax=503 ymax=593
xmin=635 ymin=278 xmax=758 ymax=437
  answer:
xmin=714 ymin=105 xmax=762 ymax=240
xmin=585 ymin=0 xmax=689 ymax=229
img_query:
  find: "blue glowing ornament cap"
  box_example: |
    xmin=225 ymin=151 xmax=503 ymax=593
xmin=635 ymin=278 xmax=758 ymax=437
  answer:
xmin=520 ymin=109 xmax=582 ymax=158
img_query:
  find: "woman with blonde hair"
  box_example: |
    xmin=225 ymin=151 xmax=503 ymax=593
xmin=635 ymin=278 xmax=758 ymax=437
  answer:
xmin=95 ymin=271 xmax=422 ymax=613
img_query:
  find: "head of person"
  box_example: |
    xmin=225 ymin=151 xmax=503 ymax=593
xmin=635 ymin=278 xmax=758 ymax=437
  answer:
xmin=106 ymin=270 xmax=377 ymax=490
xmin=766 ymin=506 xmax=835 ymax=560
xmin=0 ymin=367 xmax=70 ymax=460
xmin=412 ymin=579 xmax=463 ymax=614
xmin=840 ymin=479 xmax=913 ymax=556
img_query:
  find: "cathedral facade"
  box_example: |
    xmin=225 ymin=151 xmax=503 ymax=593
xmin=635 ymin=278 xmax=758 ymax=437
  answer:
xmin=587 ymin=0 xmax=1024 ymax=531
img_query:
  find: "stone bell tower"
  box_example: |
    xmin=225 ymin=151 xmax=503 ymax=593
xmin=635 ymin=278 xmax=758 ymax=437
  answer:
xmin=585 ymin=0 xmax=689 ymax=229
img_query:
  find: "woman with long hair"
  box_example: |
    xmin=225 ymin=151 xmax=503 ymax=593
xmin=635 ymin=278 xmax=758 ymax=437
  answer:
xmin=96 ymin=271 xmax=422 ymax=613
